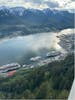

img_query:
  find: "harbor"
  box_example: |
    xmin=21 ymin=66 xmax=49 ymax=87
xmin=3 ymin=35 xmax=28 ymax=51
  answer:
xmin=0 ymin=29 xmax=74 ymax=77
xmin=0 ymin=50 xmax=67 ymax=77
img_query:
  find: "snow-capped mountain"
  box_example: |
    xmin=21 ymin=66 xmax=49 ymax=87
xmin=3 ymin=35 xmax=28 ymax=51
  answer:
xmin=0 ymin=6 xmax=43 ymax=16
xmin=0 ymin=6 xmax=74 ymax=39
xmin=0 ymin=6 xmax=74 ymax=26
xmin=0 ymin=6 xmax=73 ymax=17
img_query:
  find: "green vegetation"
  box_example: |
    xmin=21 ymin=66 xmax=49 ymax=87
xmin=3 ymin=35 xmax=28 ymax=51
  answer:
xmin=0 ymin=53 xmax=74 ymax=99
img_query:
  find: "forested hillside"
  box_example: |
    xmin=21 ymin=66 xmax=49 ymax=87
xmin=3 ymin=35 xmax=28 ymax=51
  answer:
xmin=0 ymin=53 xmax=74 ymax=99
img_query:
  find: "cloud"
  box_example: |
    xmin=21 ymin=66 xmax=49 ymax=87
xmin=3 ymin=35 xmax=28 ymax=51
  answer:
xmin=44 ymin=1 xmax=59 ymax=8
xmin=0 ymin=0 xmax=75 ymax=10
xmin=25 ymin=0 xmax=42 ymax=4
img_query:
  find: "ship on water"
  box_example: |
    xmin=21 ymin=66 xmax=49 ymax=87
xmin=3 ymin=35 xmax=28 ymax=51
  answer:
xmin=46 ymin=50 xmax=61 ymax=57
xmin=0 ymin=63 xmax=20 ymax=73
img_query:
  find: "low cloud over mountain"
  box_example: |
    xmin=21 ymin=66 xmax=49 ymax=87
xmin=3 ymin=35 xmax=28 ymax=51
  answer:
xmin=0 ymin=0 xmax=75 ymax=10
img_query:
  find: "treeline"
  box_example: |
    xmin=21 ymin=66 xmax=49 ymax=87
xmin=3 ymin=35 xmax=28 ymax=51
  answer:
xmin=0 ymin=53 xmax=74 ymax=99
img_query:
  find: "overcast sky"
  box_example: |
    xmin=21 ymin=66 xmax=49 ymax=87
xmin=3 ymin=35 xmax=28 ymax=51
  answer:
xmin=0 ymin=0 xmax=75 ymax=9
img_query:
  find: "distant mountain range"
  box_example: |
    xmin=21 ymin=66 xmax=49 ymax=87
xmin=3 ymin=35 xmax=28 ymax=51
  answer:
xmin=0 ymin=6 xmax=74 ymax=38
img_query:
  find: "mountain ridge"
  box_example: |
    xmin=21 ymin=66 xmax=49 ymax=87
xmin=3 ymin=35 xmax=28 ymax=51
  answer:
xmin=0 ymin=6 xmax=74 ymax=39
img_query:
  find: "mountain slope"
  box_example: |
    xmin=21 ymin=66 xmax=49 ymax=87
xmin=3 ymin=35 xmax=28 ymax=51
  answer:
xmin=0 ymin=53 xmax=74 ymax=99
xmin=0 ymin=7 xmax=74 ymax=38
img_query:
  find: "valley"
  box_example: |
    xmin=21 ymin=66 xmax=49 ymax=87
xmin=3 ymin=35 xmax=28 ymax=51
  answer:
xmin=0 ymin=28 xmax=74 ymax=78
xmin=0 ymin=6 xmax=74 ymax=99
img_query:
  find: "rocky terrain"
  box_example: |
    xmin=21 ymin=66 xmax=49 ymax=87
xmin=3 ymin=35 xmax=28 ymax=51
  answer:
xmin=58 ymin=29 xmax=75 ymax=53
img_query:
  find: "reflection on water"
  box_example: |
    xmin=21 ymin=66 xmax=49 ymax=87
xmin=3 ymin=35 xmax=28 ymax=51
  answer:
xmin=0 ymin=32 xmax=61 ymax=66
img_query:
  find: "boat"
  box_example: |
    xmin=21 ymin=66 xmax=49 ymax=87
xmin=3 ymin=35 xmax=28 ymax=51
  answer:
xmin=30 ymin=56 xmax=41 ymax=62
xmin=0 ymin=63 xmax=21 ymax=73
xmin=46 ymin=50 xmax=61 ymax=57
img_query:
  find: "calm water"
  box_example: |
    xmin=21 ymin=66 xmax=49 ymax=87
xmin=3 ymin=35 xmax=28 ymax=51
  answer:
xmin=0 ymin=32 xmax=60 ymax=66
